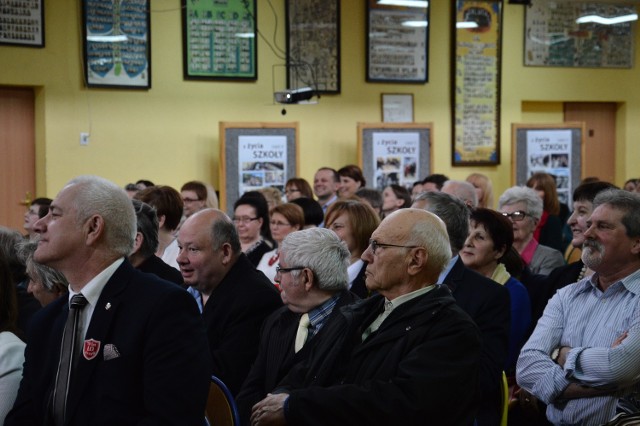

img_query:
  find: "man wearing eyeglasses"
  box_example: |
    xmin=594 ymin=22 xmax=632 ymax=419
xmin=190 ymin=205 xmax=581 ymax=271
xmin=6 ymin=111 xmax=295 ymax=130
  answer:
xmin=236 ymin=227 xmax=358 ymax=423
xmin=177 ymin=209 xmax=282 ymax=396
xmin=412 ymin=190 xmax=510 ymax=426
xmin=251 ymin=208 xmax=482 ymax=426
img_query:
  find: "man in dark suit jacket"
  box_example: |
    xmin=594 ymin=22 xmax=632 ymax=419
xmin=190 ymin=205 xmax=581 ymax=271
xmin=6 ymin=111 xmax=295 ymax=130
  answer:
xmin=251 ymin=209 xmax=482 ymax=426
xmin=413 ymin=191 xmax=510 ymax=426
xmin=236 ymin=228 xmax=358 ymax=421
xmin=177 ymin=209 xmax=282 ymax=396
xmin=6 ymin=175 xmax=211 ymax=426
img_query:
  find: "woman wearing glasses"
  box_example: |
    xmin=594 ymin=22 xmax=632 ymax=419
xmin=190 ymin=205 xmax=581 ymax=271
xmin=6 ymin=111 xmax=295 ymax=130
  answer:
xmin=325 ymin=200 xmax=380 ymax=298
xmin=257 ymin=203 xmax=305 ymax=284
xmin=498 ymin=186 xmax=565 ymax=275
xmin=233 ymin=193 xmax=274 ymax=267
xmin=284 ymin=178 xmax=313 ymax=202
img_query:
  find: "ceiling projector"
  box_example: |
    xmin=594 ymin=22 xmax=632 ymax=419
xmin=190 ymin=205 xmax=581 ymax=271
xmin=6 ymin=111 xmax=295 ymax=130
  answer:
xmin=274 ymin=87 xmax=315 ymax=104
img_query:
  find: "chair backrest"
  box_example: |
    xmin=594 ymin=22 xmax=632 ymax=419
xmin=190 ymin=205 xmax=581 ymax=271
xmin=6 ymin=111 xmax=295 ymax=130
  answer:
xmin=500 ymin=371 xmax=509 ymax=426
xmin=205 ymin=375 xmax=241 ymax=426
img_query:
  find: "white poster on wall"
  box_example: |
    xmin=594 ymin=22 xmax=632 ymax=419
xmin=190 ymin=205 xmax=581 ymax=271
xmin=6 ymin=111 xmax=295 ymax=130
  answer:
xmin=372 ymin=132 xmax=420 ymax=191
xmin=238 ymin=135 xmax=287 ymax=196
xmin=526 ymin=129 xmax=572 ymax=204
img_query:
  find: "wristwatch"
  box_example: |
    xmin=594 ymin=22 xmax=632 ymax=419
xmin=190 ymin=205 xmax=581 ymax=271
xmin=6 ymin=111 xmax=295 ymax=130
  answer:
xmin=551 ymin=347 xmax=560 ymax=363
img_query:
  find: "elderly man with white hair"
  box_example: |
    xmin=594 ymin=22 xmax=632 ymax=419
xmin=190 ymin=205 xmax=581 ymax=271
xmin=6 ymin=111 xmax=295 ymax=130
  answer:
xmin=236 ymin=227 xmax=358 ymax=422
xmin=251 ymin=209 xmax=482 ymax=426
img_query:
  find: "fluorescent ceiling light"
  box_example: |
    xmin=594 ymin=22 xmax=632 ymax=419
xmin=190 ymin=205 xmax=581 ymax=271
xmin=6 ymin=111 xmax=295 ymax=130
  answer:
xmin=235 ymin=33 xmax=255 ymax=38
xmin=378 ymin=0 xmax=428 ymax=8
xmin=87 ymin=35 xmax=128 ymax=43
xmin=402 ymin=20 xmax=428 ymax=27
xmin=456 ymin=21 xmax=479 ymax=29
xmin=576 ymin=13 xmax=638 ymax=25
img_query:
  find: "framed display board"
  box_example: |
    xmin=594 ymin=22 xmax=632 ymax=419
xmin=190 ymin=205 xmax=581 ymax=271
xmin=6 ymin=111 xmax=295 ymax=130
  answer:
xmin=357 ymin=122 xmax=432 ymax=192
xmin=182 ymin=0 xmax=257 ymax=80
xmin=525 ymin=0 xmax=635 ymax=68
xmin=219 ymin=122 xmax=299 ymax=212
xmin=366 ymin=0 xmax=429 ymax=83
xmin=512 ymin=122 xmax=584 ymax=206
xmin=452 ymin=0 xmax=502 ymax=166
xmin=381 ymin=93 xmax=414 ymax=123
xmin=0 ymin=0 xmax=44 ymax=47
xmin=82 ymin=0 xmax=151 ymax=89
xmin=286 ymin=0 xmax=340 ymax=93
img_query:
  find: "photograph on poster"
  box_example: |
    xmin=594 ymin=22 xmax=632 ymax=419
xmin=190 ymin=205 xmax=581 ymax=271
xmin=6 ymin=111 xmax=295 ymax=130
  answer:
xmin=238 ymin=135 xmax=288 ymax=195
xmin=527 ymin=129 xmax=573 ymax=204
xmin=372 ymin=132 xmax=420 ymax=191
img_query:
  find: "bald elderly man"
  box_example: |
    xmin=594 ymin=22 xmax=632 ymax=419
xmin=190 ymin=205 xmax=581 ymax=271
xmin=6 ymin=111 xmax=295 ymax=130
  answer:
xmin=252 ymin=209 xmax=482 ymax=426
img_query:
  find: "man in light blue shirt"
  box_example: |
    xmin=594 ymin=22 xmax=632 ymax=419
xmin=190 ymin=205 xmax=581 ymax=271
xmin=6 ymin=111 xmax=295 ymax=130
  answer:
xmin=517 ymin=189 xmax=640 ymax=425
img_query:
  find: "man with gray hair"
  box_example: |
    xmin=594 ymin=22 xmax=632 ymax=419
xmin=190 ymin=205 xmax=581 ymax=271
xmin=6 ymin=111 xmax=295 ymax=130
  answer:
xmin=177 ymin=209 xmax=282 ymax=396
xmin=442 ymin=179 xmax=478 ymax=208
xmin=252 ymin=209 xmax=482 ymax=426
xmin=412 ymin=191 xmax=510 ymax=426
xmin=6 ymin=175 xmax=211 ymax=426
xmin=517 ymin=189 xmax=640 ymax=425
xmin=236 ymin=227 xmax=358 ymax=421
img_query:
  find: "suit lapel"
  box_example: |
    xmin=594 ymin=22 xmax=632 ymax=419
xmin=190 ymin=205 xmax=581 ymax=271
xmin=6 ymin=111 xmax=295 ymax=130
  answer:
xmin=443 ymin=257 xmax=465 ymax=294
xmin=64 ymin=261 xmax=132 ymax=422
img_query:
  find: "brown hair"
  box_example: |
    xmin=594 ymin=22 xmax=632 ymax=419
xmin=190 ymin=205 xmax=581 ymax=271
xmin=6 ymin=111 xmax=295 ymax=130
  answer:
xmin=526 ymin=172 xmax=560 ymax=216
xmin=135 ymin=185 xmax=184 ymax=231
xmin=180 ymin=181 xmax=208 ymax=202
xmin=270 ymin=203 xmax=305 ymax=230
xmin=337 ymin=164 xmax=366 ymax=187
xmin=285 ymin=178 xmax=314 ymax=199
xmin=325 ymin=200 xmax=380 ymax=256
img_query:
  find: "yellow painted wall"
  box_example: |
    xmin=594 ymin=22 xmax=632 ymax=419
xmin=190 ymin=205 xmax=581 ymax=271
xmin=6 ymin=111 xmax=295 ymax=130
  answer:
xmin=0 ymin=1 xmax=638 ymax=203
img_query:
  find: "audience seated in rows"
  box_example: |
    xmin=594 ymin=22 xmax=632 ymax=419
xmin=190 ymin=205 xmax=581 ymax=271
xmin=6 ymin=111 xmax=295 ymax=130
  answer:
xmin=251 ymin=209 xmax=482 ymax=426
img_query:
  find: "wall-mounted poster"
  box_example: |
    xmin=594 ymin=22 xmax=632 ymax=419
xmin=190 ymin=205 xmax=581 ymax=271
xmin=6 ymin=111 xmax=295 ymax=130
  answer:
xmin=286 ymin=0 xmax=340 ymax=93
xmin=82 ymin=0 xmax=150 ymax=89
xmin=220 ymin=122 xmax=299 ymax=212
xmin=512 ymin=122 xmax=584 ymax=205
xmin=238 ymin=136 xmax=288 ymax=196
xmin=182 ymin=0 xmax=257 ymax=80
xmin=366 ymin=0 xmax=429 ymax=83
xmin=452 ymin=0 xmax=502 ymax=166
xmin=0 ymin=0 xmax=44 ymax=47
xmin=525 ymin=0 xmax=635 ymax=68
xmin=358 ymin=123 xmax=432 ymax=192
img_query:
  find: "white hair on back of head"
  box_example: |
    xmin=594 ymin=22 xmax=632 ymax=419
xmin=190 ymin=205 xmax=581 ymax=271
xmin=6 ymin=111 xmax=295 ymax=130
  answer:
xmin=280 ymin=228 xmax=349 ymax=291
xmin=67 ymin=175 xmax=136 ymax=257
xmin=406 ymin=211 xmax=452 ymax=276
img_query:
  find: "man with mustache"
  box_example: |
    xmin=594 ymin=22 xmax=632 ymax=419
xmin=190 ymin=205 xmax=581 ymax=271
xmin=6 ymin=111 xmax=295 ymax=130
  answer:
xmin=517 ymin=189 xmax=640 ymax=425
